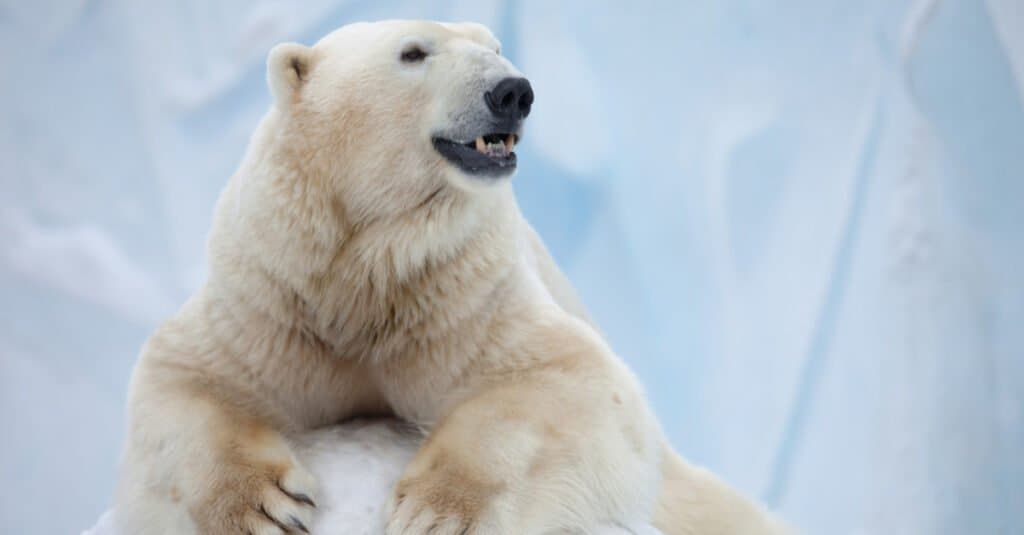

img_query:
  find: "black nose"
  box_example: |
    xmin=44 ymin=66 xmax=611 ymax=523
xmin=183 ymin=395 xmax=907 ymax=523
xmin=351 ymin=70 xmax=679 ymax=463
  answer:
xmin=485 ymin=77 xmax=534 ymax=121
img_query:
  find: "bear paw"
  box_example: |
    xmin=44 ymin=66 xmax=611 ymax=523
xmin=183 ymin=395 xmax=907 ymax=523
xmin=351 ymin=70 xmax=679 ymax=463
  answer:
xmin=384 ymin=474 xmax=500 ymax=535
xmin=196 ymin=458 xmax=318 ymax=535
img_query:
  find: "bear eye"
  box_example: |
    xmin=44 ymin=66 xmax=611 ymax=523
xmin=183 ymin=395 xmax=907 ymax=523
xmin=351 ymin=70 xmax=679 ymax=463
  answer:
xmin=400 ymin=45 xmax=428 ymax=63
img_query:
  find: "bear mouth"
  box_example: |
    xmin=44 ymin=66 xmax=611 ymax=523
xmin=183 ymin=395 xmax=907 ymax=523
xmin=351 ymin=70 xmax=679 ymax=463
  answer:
xmin=432 ymin=133 xmax=519 ymax=177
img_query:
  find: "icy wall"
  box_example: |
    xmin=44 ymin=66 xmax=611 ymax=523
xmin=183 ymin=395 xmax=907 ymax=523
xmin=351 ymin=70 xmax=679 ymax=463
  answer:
xmin=1 ymin=1 xmax=1022 ymax=534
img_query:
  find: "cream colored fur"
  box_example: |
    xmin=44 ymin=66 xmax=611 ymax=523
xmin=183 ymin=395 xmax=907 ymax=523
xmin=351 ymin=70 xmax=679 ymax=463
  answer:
xmin=114 ymin=20 xmax=790 ymax=535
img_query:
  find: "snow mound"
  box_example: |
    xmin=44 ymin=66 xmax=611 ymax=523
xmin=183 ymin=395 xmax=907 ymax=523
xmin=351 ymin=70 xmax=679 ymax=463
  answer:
xmin=83 ymin=419 xmax=661 ymax=534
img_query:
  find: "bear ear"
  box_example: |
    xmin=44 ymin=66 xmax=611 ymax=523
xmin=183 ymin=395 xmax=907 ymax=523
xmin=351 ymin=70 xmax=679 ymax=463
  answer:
xmin=267 ymin=42 xmax=313 ymax=107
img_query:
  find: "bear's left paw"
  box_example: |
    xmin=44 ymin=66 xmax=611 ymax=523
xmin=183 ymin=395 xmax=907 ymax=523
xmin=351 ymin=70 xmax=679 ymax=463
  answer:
xmin=384 ymin=471 xmax=501 ymax=535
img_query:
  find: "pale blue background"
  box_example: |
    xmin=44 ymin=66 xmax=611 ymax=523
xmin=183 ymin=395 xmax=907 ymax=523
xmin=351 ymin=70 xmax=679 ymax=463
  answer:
xmin=1 ymin=1 xmax=1022 ymax=533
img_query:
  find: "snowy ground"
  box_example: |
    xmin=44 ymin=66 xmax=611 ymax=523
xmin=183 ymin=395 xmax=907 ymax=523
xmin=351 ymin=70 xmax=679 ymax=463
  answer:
xmin=1 ymin=1 xmax=1022 ymax=534
xmin=82 ymin=420 xmax=663 ymax=535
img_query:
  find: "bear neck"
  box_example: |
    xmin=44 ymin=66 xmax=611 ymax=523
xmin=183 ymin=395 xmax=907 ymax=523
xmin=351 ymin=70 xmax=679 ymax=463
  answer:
xmin=208 ymin=138 xmax=523 ymax=362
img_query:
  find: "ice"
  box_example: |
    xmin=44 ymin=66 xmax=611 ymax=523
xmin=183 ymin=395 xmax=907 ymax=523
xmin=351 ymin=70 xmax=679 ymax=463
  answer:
xmin=0 ymin=1 xmax=1021 ymax=534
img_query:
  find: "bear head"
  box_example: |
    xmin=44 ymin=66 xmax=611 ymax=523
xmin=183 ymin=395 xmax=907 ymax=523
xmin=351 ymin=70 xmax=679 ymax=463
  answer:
xmin=264 ymin=20 xmax=533 ymax=222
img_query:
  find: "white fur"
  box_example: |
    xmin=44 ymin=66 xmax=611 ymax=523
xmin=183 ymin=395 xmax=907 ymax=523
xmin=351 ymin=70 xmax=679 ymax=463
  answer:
xmin=114 ymin=20 xmax=790 ymax=535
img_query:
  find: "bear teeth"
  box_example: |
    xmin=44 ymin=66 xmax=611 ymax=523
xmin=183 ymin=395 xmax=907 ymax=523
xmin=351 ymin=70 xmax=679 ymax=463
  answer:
xmin=485 ymin=142 xmax=507 ymax=157
xmin=473 ymin=135 xmax=515 ymax=157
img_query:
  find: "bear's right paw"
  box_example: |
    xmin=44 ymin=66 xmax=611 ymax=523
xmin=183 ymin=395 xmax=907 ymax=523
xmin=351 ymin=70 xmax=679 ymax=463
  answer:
xmin=193 ymin=457 xmax=319 ymax=535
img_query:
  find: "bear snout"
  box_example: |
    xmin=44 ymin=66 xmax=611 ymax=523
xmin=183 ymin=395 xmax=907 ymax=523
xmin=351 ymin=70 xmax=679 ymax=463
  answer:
xmin=484 ymin=77 xmax=534 ymax=122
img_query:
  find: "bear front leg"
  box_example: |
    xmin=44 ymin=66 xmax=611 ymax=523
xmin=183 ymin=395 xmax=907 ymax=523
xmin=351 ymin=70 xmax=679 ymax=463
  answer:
xmin=385 ymin=327 xmax=664 ymax=534
xmin=116 ymin=369 xmax=319 ymax=535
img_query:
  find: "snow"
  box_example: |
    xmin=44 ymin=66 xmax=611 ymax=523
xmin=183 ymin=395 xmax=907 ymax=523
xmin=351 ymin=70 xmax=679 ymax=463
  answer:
xmin=81 ymin=421 xmax=661 ymax=535
xmin=80 ymin=421 xmax=422 ymax=535
xmin=0 ymin=1 xmax=1021 ymax=534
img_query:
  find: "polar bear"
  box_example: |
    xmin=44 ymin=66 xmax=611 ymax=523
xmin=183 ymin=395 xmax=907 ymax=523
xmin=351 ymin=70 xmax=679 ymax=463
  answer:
xmin=114 ymin=20 xmax=789 ymax=535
